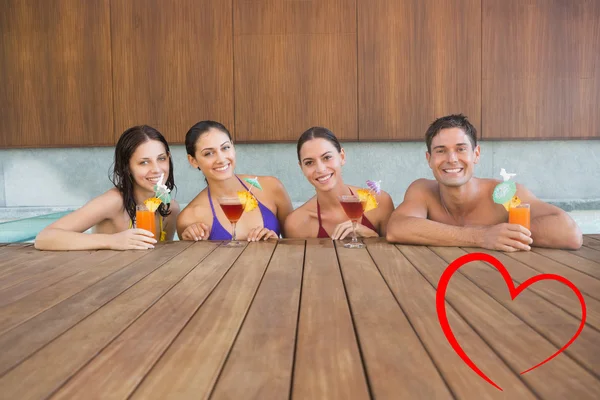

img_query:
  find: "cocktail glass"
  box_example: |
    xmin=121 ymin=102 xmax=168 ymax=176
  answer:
xmin=509 ymin=203 xmax=531 ymax=230
xmin=135 ymin=204 xmax=156 ymax=238
xmin=218 ymin=196 xmax=246 ymax=247
xmin=338 ymin=194 xmax=366 ymax=249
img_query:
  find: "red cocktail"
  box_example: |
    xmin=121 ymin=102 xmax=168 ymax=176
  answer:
xmin=218 ymin=196 xmax=245 ymax=247
xmin=338 ymin=194 xmax=366 ymax=248
xmin=220 ymin=203 xmax=244 ymax=223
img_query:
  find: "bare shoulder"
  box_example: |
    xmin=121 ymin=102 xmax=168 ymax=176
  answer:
xmin=403 ymin=178 xmax=438 ymax=201
xmin=240 ymin=174 xmax=285 ymax=192
xmin=185 ymin=188 xmax=209 ymax=207
xmin=375 ymin=189 xmax=394 ymax=208
xmin=85 ymin=188 xmax=124 ymax=219
xmin=101 ymin=188 xmax=125 ymax=208
xmin=284 ymin=199 xmax=316 ymax=237
xmin=180 ymin=195 xmax=209 ymax=219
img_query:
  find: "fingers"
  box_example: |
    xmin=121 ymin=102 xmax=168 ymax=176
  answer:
xmin=263 ymin=230 xmax=279 ymax=240
xmin=498 ymin=237 xmax=531 ymax=252
xmin=505 ymin=229 xmax=533 ymax=245
xmin=506 ymin=224 xmax=532 ymax=237
xmin=133 ymin=228 xmax=155 ymax=238
xmin=247 ymin=227 xmax=277 ymax=241
xmin=128 ymin=243 xmax=154 ymax=250
xmin=331 ymin=221 xmax=352 ymax=240
xmin=182 ymin=223 xmax=208 ymax=241
xmin=337 ymin=226 xmax=355 ymax=240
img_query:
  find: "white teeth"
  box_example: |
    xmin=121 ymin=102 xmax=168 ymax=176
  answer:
xmin=214 ymin=164 xmax=229 ymax=171
xmin=316 ymin=174 xmax=333 ymax=183
xmin=444 ymin=168 xmax=462 ymax=173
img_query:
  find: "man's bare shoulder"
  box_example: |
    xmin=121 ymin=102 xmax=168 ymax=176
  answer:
xmin=406 ymin=178 xmax=439 ymax=197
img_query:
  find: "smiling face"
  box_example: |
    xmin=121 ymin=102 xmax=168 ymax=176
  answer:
xmin=426 ymin=127 xmax=480 ymax=187
xmin=299 ymin=138 xmax=346 ymax=192
xmin=187 ymin=128 xmax=236 ymax=181
xmin=128 ymin=139 xmax=170 ymax=193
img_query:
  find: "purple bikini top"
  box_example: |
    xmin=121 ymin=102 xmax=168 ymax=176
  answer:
xmin=207 ymin=176 xmax=281 ymax=240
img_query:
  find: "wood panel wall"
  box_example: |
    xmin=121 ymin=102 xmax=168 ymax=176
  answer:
xmin=358 ymin=0 xmax=481 ymax=141
xmin=233 ymin=0 xmax=357 ymax=142
xmin=111 ymin=0 xmax=233 ymax=145
xmin=0 ymin=0 xmax=598 ymax=148
xmin=482 ymin=0 xmax=600 ymax=140
xmin=0 ymin=0 xmax=113 ymax=147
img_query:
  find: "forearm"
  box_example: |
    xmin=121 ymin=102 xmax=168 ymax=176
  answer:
xmin=35 ymin=229 xmax=112 ymax=251
xmin=531 ymin=214 xmax=582 ymax=249
xmin=386 ymin=216 xmax=482 ymax=247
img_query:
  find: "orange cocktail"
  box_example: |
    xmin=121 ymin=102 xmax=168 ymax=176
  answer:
xmin=509 ymin=203 xmax=530 ymax=230
xmin=136 ymin=204 xmax=156 ymax=237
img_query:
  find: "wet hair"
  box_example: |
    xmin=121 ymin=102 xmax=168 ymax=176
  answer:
xmin=185 ymin=120 xmax=232 ymax=157
xmin=296 ymin=126 xmax=342 ymax=162
xmin=110 ymin=125 xmax=175 ymax=224
xmin=425 ymin=114 xmax=477 ymax=153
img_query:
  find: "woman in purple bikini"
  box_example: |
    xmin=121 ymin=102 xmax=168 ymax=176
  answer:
xmin=177 ymin=121 xmax=293 ymax=241
xmin=285 ymin=127 xmax=394 ymax=239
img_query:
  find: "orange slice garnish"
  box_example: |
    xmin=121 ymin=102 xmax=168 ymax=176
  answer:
xmin=356 ymin=189 xmax=378 ymax=212
xmin=237 ymin=191 xmax=258 ymax=212
xmin=143 ymin=197 xmax=162 ymax=212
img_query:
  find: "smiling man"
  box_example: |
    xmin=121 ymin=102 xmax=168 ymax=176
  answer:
xmin=386 ymin=114 xmax=582 ymax=251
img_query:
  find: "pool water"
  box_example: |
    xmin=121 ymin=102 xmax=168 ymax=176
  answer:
xmin=0 ymin=212 xmax=72 ymax=243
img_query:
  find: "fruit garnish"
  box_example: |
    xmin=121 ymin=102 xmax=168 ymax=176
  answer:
xmin=237 ymin=191 xmax=258 ymax=212
xmin=356 ymin=189 xmax=378 ymax=212
xmin=143 ymin=197 xmax=162 ymax=212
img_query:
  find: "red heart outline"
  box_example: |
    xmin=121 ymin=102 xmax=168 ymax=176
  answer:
xmin=435 ymin=252 xmax=587 ymax=391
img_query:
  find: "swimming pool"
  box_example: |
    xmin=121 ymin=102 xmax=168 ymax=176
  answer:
xmin=0 ymin=211 xmax=72 ymax=243
xmin=1 ymin=209 xmax=599 ymax=243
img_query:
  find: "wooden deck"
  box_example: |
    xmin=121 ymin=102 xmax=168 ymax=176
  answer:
xmin=0 ymin=236 xmax=599 ymax=399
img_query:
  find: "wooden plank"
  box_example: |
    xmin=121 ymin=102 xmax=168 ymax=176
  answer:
xmin=0 ymin=246 xmax=48 ymax=272
xmin=290 ymin=239 xmax=370 ymax=399
xmin=51 ymin=242 xmax=243 ymax=399
xmin=589 ymin=235 xmax=600 ymax=241
xmin=234 ymin=33 xmax=357 ymax=142
xmin=568 ymin=246 xmax=600 ymax=265
xmin=464 ymin=248 xmax=600 ymax=332
xmin=358 ymin=0 xmax=481 ymax=140
xmin=0 ymin=250 xmax=147 ymax=335
xmin=234 ymin=0 xmax=355 ymax=142
xmin=234 ymin=0 xmax=355 ymax=35
xmin=583 ymin=236 xmax=600 ymax=251
xmin=434 ymin=247 xmax=600 ymax=375
xmin=482 ymin=0 xmax=600 ymax=139
xmin=336 ymin=241 xmax=453 ymax=398
xmin=367 ymin=240 xmax=535 ymax=399
xmin=129 ymin=241 xmax=276 ymax=399
xmin=0 ymin=249 xmax=90 ymax=283
xmin=0 ymin=241 xmax=192 ymax=378
xmin=210 ymin=240 xmax=305 ymax=399
xmin=399 ymin=245 xmax=600 ymax=398
xmin=0 ymin=251 xmax=98 ymax=306
xmin=111 ymin=0 xmax=232 ymax=145
xmin=0 ymin=0 xmax=113 ymax=147
xmin=505 ymin=251 xmax=600 ymax=301
xmin=531 ymin=248 xmax=600 ymax=280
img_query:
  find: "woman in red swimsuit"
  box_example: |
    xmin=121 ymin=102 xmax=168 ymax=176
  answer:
xmin=284 ymin=127 xmax=394 ymax=239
